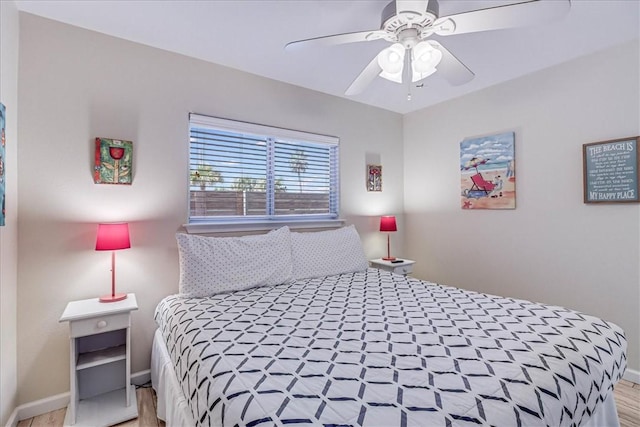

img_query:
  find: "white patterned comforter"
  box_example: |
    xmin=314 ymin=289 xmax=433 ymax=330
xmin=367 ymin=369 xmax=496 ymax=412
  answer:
xmin=154 ymin=269 xmax=627 ymax=427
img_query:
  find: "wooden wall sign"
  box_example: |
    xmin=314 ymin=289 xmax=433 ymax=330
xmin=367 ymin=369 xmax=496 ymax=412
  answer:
xmin=583 ymin=137 xmax=639 ymax=203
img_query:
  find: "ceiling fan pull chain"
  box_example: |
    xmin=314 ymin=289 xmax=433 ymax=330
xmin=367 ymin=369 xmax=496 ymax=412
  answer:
xmin=405 ymin=46 xmax=412 ymax=101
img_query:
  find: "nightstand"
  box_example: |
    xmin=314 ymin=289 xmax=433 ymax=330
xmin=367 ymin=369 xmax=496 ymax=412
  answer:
xmin=59 ymin=294 xmax=138 ymax=426
xmin=370 ymin=258 xmax=416 ymax=275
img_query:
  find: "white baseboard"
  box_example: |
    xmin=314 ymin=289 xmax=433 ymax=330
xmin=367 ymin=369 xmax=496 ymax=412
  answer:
xmin=623 ymin=367 xmax=640 ymax=385
xmin=5 ymin=408 xmax=18 ymax=427
xmin=131 ymin=369 xmax=151 ymax=386
xmin=4 ymin=370 xmax=151 ymax=427
xmin=4 ymin=392 xmax=69 ymax=427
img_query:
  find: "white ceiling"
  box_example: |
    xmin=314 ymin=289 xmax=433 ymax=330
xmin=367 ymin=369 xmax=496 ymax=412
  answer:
xmin=15 ymin=0 xmax=640 ymax=114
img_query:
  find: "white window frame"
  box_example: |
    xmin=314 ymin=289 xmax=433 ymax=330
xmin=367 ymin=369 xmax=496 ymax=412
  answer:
xmin=185 ymin=114 xmax=343 ymax=233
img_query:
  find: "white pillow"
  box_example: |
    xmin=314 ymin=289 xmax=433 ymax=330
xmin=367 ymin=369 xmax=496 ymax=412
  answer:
xmin=291 ymin=225 xmax=368 ymax=280
xmin=176 ymin=226 xmax=292 ymax=297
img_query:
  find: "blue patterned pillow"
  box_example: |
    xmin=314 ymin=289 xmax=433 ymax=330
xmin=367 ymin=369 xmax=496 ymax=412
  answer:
xmin=176 ymin=226 xmax=292 ymax=297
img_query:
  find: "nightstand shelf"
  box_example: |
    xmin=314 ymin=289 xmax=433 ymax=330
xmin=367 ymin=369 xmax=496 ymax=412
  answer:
xmin=60 ymin=294 xmax=138 ymax=427
xmin=370 ymin=258 xmax=415 ymax=275
xmin=76 ymin=344 xmax=127 ymax=370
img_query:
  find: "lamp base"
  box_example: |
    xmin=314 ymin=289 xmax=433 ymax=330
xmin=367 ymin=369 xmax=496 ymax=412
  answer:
xmin=99 ymin=293 xmax=127 ymax=303
xmin=382 ymin=256 xmax=396 ymax=261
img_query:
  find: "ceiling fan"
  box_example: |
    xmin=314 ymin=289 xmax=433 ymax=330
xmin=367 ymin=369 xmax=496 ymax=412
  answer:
xmin=285 ymin=0 xmax=571 ymax=97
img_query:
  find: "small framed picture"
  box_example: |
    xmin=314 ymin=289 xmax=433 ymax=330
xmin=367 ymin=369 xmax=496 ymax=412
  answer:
xmin=583 ymin=137 xmax=639 ymax=203
xmin=367 ymin=164 xmax=382 ymax=192
xmin=460 ymin=131 xmax=515 ymax=209
xmin=94 ymin=137 xmax=133 ymax=185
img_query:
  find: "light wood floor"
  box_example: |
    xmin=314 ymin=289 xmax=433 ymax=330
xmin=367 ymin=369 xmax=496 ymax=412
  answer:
xmin=16 ymin=387 xmax=164 ymax=427
xmin=16 ymin=381 xmax=640 ymax=427
xmin=617 ymin=379 xmax=640 ymax=427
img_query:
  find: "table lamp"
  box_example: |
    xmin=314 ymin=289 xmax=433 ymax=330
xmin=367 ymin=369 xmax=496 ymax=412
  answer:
xmin=379 ymin=215 xmax=397 ymax=261
xmin=95 ymin=222 xmax=130 ymax=302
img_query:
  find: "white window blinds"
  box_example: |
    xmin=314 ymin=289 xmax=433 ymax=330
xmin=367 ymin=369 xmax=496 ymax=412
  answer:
xmin=189 ymin=114 xmax=339 ymax=223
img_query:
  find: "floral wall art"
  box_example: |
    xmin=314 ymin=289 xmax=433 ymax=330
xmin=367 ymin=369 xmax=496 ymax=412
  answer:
xmin=94 ymin=137 xmax=133 ymax=185
xmin=367 ymin=164 xmax=382 ymax=192
xmin=460 ymin=131 xmax=515 ymax=209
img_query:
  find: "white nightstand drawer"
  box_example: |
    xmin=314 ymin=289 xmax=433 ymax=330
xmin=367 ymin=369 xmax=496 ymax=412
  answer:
xmin=369 ymin=258 xmax=416 ymax=276
xmin=394 ymin=264 xmax=413 ymax=275
xmin=70 ymin=313 xmax=130 ymax=338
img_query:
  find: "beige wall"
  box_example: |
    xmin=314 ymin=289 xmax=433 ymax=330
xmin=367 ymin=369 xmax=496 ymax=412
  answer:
xmin=404 ymin=40 xmax=640 ymax=374
xmin=17 ymin=14 xmax=403 ymax=404
xmin=0 ymin=1 xmax=20 ymax=425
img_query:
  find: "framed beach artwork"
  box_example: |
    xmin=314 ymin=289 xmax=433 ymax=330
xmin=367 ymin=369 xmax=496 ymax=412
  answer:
xmin=94 ymin=137 xmax=133 ymax=185
xmin=460 ymin=131 xmax=515 ymax=209
xmin=367 ymin=164 xmax=382 ymax=191
xmin=0 ymin=103 xmax=5 ymax=226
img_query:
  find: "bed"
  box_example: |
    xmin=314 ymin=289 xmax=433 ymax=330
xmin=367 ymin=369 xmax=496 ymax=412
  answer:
xmin=152 ymin=226 xmax=627 ymax=426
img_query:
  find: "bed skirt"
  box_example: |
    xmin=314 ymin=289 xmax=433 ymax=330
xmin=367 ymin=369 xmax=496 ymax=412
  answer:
xmin=151 ymin=328 xmax=196 ymax=426
xmin=150 ymin=329 xmax=621 ymax=427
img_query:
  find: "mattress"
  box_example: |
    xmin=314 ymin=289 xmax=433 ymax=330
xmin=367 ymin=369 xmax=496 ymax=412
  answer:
xmin=154 ymin=268 xmax=627 ymax=426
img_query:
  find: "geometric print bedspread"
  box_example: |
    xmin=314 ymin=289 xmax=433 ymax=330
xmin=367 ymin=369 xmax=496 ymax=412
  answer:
xmin=154 ymin=268 xmax=627 ymax=427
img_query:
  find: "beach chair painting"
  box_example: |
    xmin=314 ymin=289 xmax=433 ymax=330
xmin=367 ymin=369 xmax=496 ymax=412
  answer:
xmin=460 ymin=132 xmax=515 ymax=209
xmin=470 ymin=173 xmax=496 ymax=195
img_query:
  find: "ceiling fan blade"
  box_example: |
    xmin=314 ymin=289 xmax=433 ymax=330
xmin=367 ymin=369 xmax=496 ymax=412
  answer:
xmin=285 ymin=30 xmax=389 ymax=51
xmin=395 ymin=0 xmax=429 ymax=15
xmin=434 ymin=0 xmax=571 ymax=36
xmin=345 ymin=55 xmax=383 ymax=96
xmin=429 ymin=41 xmax=474 ymax=86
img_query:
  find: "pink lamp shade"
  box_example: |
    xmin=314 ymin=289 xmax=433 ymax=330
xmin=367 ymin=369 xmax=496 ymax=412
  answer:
xmin=95 ymin=223 xmax=130 ymax=303
xmin=95 ymin=222 xmax=131 ymax=251
xmin=379 ymin=215 xmax=397 ymax=233
xmin=379 ymin=216 xmax=397 ymax=261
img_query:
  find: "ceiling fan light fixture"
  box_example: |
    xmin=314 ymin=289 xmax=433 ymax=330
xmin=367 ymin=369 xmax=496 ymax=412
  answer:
xmin=379 ymin=69 xmax=404 ymax=84
xmin=411 ymin=41 xmax=442 ymax=82
xmin=378 ymin=43 xmax=405 ymax=82
xmin=287 ymin=0 xmax=571 ymax=97
xmin=412 ymin=41 xmax=442 ymax=72
xmin=411 ymin=66 xmax=436 ymax=82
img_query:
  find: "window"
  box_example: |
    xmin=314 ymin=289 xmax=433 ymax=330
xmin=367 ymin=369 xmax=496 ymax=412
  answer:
xmin=188 ymin=114 xmax=340 ymax=231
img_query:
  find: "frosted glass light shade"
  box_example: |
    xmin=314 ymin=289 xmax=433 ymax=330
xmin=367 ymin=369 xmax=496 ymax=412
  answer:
xmin=378 ymin=43 xmax=405 ymax=83
xmin=412 ymin=41 xmax=442 ymax=82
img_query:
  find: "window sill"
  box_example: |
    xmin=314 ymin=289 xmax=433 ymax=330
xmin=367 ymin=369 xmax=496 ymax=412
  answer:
xmin=183 ymin=218 xmax=345 ymax=234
